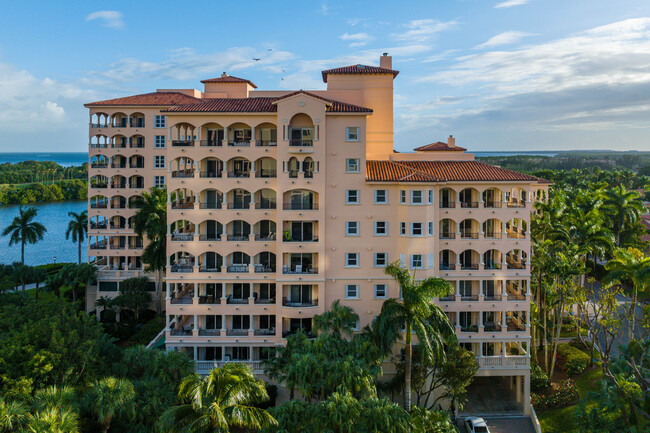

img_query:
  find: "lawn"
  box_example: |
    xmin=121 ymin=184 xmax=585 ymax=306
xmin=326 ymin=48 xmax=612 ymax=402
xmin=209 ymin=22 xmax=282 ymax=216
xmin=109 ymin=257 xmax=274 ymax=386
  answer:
xmin=537 ymin=366 xmax=602 ymax=433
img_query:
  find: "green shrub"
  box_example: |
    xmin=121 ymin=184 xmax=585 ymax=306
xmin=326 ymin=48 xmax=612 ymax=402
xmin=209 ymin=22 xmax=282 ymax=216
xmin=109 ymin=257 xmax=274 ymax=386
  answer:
xmin=557 ymin=343 xmax=589 ymax=376
xmin=531 ymin=379 xmax=579 ymax=410
xmin=128 ymin=314 xmax=166 ymax=346
xmin=531 ymin=363 xmax=550 ymax=391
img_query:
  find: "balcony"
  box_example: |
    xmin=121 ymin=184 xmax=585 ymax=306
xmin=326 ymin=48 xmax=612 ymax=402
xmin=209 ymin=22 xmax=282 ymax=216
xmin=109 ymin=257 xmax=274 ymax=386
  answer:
xmin=507 ymin=293 xmax=526 ymax=301
xmin=200 ymin=171 xmax=222 ymax=178
xmin=460 ymin=264 xmax=479 ymax=270
xmin=439 ymin=295 xmax=455 ymax=302
xmin=460 ymin=232 xmax=479 ymax=240
xmin=484 ymin=201 xmax=502 ymax=208
xmin=89 ymin=242 xmax=107 ymax=250
xmin=255 ymin=140 xmax=277 ymax=147
xmin=226 ymin=234 xmax=249 ymax=241
xmin=507 ymin=199 xmax=526 ymax=208
xmin=91 ymin=163 xmax=108 ymax=169
xmin=254 ymin=265 xmax=275 ymax=273
xmin=439 ymin=263 xmax=455 ymax=270
xmin=92 ymin=183 xmax=108 ymax=189
xmin=226 ymin=265 xmax=249 ymax=273
xmin=172 ymin=170 xmax=195 ymax=178
xmin=460 ymin=324 xmax=478 ymax=333
xmin=460 ymin=201 xmax=479 ymax=208
xmin=172 ymin=140 xmax=194 ymax=147
xmin=227 ymin=202 xmax=250 ymax=210
xmin=171 ymin=265 xmax=194 ymax=273
xmin=484 ymin=294 xmax=502 ymax=301
xmin=461 ymin=295 xmax=479 ymax=302
xmin=255 ymin=202 xmax=277 ymax=210
xmin=226 ymin=296 xmax=249 ymax=305
xmin=90 ymin=222 xmax=107 ymax=229
xmin=199 ymin=203 xmax=221 ymax=210
xmin=507 ymin=319 xmax=526 ymax=332
xmin=227 ymin=171 xmax=250 ymax=178
xmin=199 ymin=234 xmax=220 ymax=241
xmin=199 ymin=267 xmax=221 ymax=273
xmin=228 ymin=141 xmax=250 ymax=147
xmin=111 ymin=163 xmax=127 ymax=169
xmin=199 ymin=140 xmax=222 ymax=147
xmin=484 ymin=263 xmax=502 ymax=270
xmin=254 ymin=233 xmax=276 ymax=241
xmin=282 ymin=298 xmax=318 ymax=307
xmin=226 ymin=329 xmax=249 ymax=336
xmin=440 ymin=201 xmax=455 ymax=209
xmin=172 ymin=199 xmax=195 ymax=210
xmin=282 ymin=266 xmax=318 ymax=275
xmin=439 ymin=233 xmax=455 ymax=240
xmin=254 ymin=328 xmax=276 ymax=336
xmin=283 ymin=234 xmax=318 ymax=242
xmin=198 ymin=329 xmax=221 ymax=336
xmin=484 ymin=323 xmax=502 ymax=332
xmin=484 ymin=232 xmax=502 ymax=239
xmin=198 ymin=296 xmax=221 ymax=304
xmin=169 ymin=328 xmax=192 ymax=336
xmin=507 ymin=230 xmax=526 ymax=239
xmin=289 ymin=139 xmax=313 ymax=147
xmin=171 ymin=233 xmax=194 ymax=241
xmin=477 ymin=356 xmax=529 ymax=369
xmin=255 ymin=169 xmax=277 ymax=178
xmin=170 ymin=297 xmax=193 ymax=305
xmin=283 ymin=202 xmax=318 ymax=211
xmin=111 ymin=183 xmax=126 ymax=189
xmin=90 ymin=202 xmax=108 ymax=209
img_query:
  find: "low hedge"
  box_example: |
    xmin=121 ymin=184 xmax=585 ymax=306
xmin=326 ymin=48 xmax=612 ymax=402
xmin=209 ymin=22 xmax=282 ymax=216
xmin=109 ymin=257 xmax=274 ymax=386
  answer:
xmin=557 ymin=343 xmax=589 ymax=376
xmin=531 ymin=379 xmax=579 ymax=410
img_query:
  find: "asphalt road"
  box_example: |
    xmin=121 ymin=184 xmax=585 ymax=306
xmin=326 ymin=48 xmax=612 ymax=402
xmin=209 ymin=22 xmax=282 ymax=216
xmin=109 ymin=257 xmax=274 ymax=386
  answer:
xmin=458 ymin=417 xmax=536 ymax=433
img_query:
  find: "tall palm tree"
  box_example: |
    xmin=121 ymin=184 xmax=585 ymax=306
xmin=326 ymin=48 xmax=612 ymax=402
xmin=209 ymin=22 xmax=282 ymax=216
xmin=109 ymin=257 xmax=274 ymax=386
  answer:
xmin=0 ymin=399 xmax=27 ymax=433
xmin=66 ymin=210 xmax=88 ymax=264
xmin=159 ymin=363 xmax=277 ymax=432
xmin=132 ymin=187 xmax=167 ymax=312
xmin=314 ymin=300 xmax=359 ymax=337
xmin=2 ymin=206 xmax=46 ymax=265
xmin=375 ymin=261 xmax=456 ymax=411
xmin=602 ymin=186 xmax=645 ymax=246
xmin=83 ymin=377 xmax=135 ymax=433
xmin=24 ymin=407 xmax=79 ymax=433
xmin=604 ymin=248 xmax=650 ymax=337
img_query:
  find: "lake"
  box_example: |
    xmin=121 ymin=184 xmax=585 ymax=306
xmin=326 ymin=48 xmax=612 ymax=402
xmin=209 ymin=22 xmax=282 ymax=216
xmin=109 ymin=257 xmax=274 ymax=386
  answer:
xmin=0 ymin=201 xmax=87 ymax=266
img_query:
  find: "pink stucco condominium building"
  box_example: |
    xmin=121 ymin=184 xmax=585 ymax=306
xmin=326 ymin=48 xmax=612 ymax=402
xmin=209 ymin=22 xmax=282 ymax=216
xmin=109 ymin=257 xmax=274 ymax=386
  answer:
xmin=86 ymin=54 xmax=549 ymax=413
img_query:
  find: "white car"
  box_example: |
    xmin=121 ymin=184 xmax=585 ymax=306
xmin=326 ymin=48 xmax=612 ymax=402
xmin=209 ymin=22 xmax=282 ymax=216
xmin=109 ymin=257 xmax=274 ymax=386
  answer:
xmin=464 ymin=417 xmax=490 ymax=433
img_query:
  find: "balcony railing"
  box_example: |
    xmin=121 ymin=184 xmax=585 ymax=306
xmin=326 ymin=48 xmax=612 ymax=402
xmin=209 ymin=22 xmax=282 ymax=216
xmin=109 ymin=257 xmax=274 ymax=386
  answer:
xmin=199 ymin=267 xmax=221 ymax=273
xmin=484 ymin=294 xmax=502 ymax=301
xmin=227 ymin=265 xmax=249 ymax=273
xmin=461 ymin=324 xmax=479 ymax=333
xmin=477 ymin=356 xmax=529 ymax=369
xmin=199 ymin=234 xmax=220 ymax=241
xmin=507 ymin=321 xmax=526 ymax=332
xmin=199 ymin=140 xmax=222 ymax=147
xmin=171 ymin=265 xmax=194 ymax=273
xmin=507 ymin=199 xmax=526 ymax=208
xmin=92 ymin=183 xmax=108 ymax=189
xmin=256 ymin=169 xmax=277 ymax=178
xmin=461 ymin=295 xmax=479 ymax=302
xmin=484 ymin=232 xmax=502 ymax=239
xmin=439 ymin=233 xmax=455 ymax=239
xmin=200 ymin=171 xmax=222 ymax=178
xmin=199 ymin=202 xmax=221 ymax=209
xmin=484 ymin=324 xmax=503 ymax=332
xmin=91 ymin=163 xmax=108 ymax=168
xmin=461 ymin=264 xmax=479 ymax=270
xmin=169 ymin=328 xmax=193 ymax=336
xmin=198 ymin=296 xmax=221 ymax=304
xmin=89 ymin=243 xmax=107 ymax=250
xmin=226 ymin=329 xmax=249 ymax=336
xmin=283 ymin=234 xmax=318 ymax=242
xmin=254 ymin=328 xmax=276 ymax=336
xmin=170 ymin=297 xmax=193 ymax=305
xmin=198 ymin=329 xmax=221 ymax=336
xmin=484 ymin=201 xmax=502 ymax=208
xmin=172 ymin=140 xmax=194 ymax=147
xmin=484 ymin=263 xmax=502 ymax=270
xmin=111 ymin=163 xmax=127 ymax=168
xmin=289 ymin=139 xmax=313 ymax=147
xmin=460 ymin=201 xmax=479 ymax=208
xmin=228 ymin=141 xmax=250 ymax=147
xmin=90 ymin=202 xmax=108 ymax=209
xmin=440 ymin=201 xmax=455 ymax=208
xmin=282 ymin=298 xmax=318 ymax=307
xmin=171 ymin=233 xmax=194 ymax=241
xmin=172 ymin=170 xmax=195 ymax=178
xmin=507 ymin=231 xmax=526 ymax=239
xmin=283 ymin=267 xmax=318 ymax=275
xmin=507 ymin=293 xmax=527 ymax=301
xmin=171 ymin=200 xmax=195 ymax=209
xmin=439 ymin=263 xmax=456 ymax=270
xmin=460 ymin=232 xmax=479 ymax=239
xmin=227 ymin=202 xmax=250 ymax=210
xmin=227 ymin=171 xmax=250 ymax=178
xmin=111 ymin=183 xmax=126 ymax=189
xmin=226 ymin=297 xmax=249 ymax=304
xmin=283 ymin=202 xmax=318 ymax=211
xmin=255 ymin=140 xmax=277 ymax=147
xmin=226 ymin=234 xmax=249 ymax=241
xmin=254 ymin=233 xmax=276 ymax=241
xmin=90 ymin=222 xmax=107 ymax=229
xmin=254 ymin=265 xmax=275 ymax=273
xmin=255 ymin=202 xmax=277 ymax=210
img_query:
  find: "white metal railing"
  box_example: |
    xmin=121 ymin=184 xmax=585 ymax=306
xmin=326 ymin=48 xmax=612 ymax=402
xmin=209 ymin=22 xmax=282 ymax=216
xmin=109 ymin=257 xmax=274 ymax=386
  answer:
xmin=195 ymin=360 xmax=264 ymax=375
xmin=477 ymin=356 xmax=529 ymax=369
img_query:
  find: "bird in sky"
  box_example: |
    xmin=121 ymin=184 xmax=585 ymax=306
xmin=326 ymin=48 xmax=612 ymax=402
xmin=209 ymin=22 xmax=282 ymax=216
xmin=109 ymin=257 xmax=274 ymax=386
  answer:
xmin=253 ymin=58 xmax=261 ymax=61
xmin=267 ymin=48 xmax=273 ymax=51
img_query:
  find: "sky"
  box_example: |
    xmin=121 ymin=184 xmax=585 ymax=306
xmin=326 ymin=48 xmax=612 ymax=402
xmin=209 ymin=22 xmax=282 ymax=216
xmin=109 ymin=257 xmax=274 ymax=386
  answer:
xmin=1 ymin=0 xmax=650 ymax=153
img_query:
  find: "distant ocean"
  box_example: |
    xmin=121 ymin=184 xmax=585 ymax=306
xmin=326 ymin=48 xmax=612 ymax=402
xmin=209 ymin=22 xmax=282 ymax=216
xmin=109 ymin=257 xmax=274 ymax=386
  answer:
xmin=0 ymin=152 xmax=88 ymax=167
xmin=474 ymin=151 xmax=559 ymax=157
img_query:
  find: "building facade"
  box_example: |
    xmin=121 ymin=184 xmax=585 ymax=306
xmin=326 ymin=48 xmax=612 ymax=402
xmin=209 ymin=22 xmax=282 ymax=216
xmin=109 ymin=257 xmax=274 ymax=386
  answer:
xmin=86 ymin=54 xmax=549 ymax=413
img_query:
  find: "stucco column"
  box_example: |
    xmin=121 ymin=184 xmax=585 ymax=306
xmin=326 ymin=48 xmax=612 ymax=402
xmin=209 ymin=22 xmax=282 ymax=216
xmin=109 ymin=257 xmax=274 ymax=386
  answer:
xmin=455 ymin=311 xmax=460 ymax=331
xmin=515 ymin=376 xmax=522 ymax=404
xmin=454 ymin=280 xmax=461 ymax=301
xmin=250 ymin=126 xmax=256 ymax=145
xmin=193 ymin=284 xmax=199 ymax=301
xmin=166 ymin=282 xmax=171 ymax=300
xmin=249 ymin=314 xmax=254 ymax=331
xmin=524 ymin=375 xmax=531 ymax=414
xmin=222 ymin=127 xmax=229 ymax=146
xmin=221 ymin=314 xmax=227 ymax=333
xmin=193 ymin=346 xmax=198 ymax=361
xmin=193 ymin=315 xmax=199 ymax=337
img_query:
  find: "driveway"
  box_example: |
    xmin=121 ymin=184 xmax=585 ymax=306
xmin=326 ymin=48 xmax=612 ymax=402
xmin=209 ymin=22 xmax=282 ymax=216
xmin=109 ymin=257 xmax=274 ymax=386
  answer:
xmin=458 ymin=417 xmax=536 ymax=433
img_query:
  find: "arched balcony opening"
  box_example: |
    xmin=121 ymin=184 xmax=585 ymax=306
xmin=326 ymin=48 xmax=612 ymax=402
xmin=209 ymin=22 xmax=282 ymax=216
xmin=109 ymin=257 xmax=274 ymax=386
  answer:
xmin=170 ymin=252 xmax=195 ymax=273
xmin=128 ymin=196 xmax=142 ymax=209
xmin=129 ymin=154 xmax=145 ymax=169
xmin=255 ymin=189 xmax=276 ymax=209
xmin=171 ymin=157 xmax=194 ymax=178
xmin=254 ymin=220 xmax=276 ymax=241
xmin=227 ymin=157 xmax=251 ymax=178
xmin=254 ymin=252 xmax=276 ymax=273
xmin=482 ymin=219 xmax=503 ymax=239
xmin=90 ymin=134 xmax=109 ymax=149
xmin=90 ymin=113 xmax=109 ymax=128
xmin=129 ymin=134 xmax=145 ymax=148
xmin=227 ymin=188 xmax=251 ymax=210
xmin=226 ymin=220 xmax=251 ymax=241
xmin=109 ymin=215 xmax=126 ymax=230
xmin=169 ymin=282 xmax=195 ymax=304
xmin=255 ymin=122 xmax=277 ymax=147
xmin=459 ymin=280 xmax=480 ymax=301
xmin=199 ymin=157 xmax=223 ymax=178
xmin=303 ymin=157 xmax=315 ymax=178
xmin=109 ymin=112 xmax=128 ymax=128
xmin=129 ymin=175 xmax=144 ymax=189
xmin=91 ymin=175 xmax=108 ymax=189
xmin=110 ymin=195 xmax=126 ymax=209
xmin=483 ymin=249 xmax=503 ymax=270
xmin=90 ymin=155 xmax=108 ymax=168
xmin=439 ymin=218 xmax=456 ymax=239
xmin=483 ymin=188 xmax=503 ymax=208
xmin=171 ymin=122 xmax=196 ymax=147
xmin=111 ymin=155 xmax=127 ymax=169
xmin=198 ymin=220 xmax=223 ymax=241
xmin=89 ymin=235 xmax=108 ymax=250
xmin=198 ymin=189 xmax=223 ymax=209
xmin=287 ymin=157 xmax=299 ymax=178
xmin=255 ymin=283 xmax=276 ymax=304
xmin=439 ymin=188 xmax=456 ymax=208
xmin=506 ymin=187 xmax=527 ymax=208
xmin=199 ymin=122 xmax=224 ymax=147
xmin=255 ymin=157 xmax=277 ymax=178
xmin=89 ymin=215 xmax=108 ymax=229
xmin=110 ymin=175 xmax=126 ymax=189
xmin=459 ymin=219 xmax=479 ymax=239
xmin=459 ymin=188 xmax=479 ymax=208
xmin=129 ymin=112 xmax=145 ymax=128
xmin=197 ymin=283 xmax=223 ymax=304
xmin=483 ymin=280 xmax=503 ymax=302
xmin=288 ymin=113 xmax=315 ymax=148
xmin=506 ymin=218 xmax=527 ymax=239
xmin=460 ymin=250 xmax=480 ymax=270
xmin=506 ymin=250 xmax=528 ymax=269
xmin=283 ymin=189 xmax=318 ymax=210
xmin=199 ymin=252 xmax=222 ymax=272
xmin=227 ymin=122 xmax=252 ymax=147
xmin=226 ymin=283 xmax=251 ymax=303
xmin=506 ymin=280 xmax=528 ymax=300
xmin=226 ymin=252 xmax=251 ymax=273
xmin=170 ymin=220 xmax=195 ymax=241
xmin=127 ymin=216 xmax=135 ymax=230
xmin=170 ymin=188 xmax=195 ymax=209
xmin=111 ymin=134 xmax=128 ymax=148
xmin=90 ymin=195 xmax=108 ymax=209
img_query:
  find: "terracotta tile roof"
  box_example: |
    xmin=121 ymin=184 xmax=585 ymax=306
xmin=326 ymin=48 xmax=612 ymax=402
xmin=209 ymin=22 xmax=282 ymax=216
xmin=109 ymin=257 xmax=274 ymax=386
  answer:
xmin=366 ymin=160 xmax=550 ymax=183
xmin=85 ymin=92 xmax=201 ymax=107
xmin=322 ymin=65 xmax=399 ymax=82
xmin=200 ymin=75 xmax=258 ymax=88
xmin=414 ymin=142 xmax=467 ymax=152
xmin=164 ymin=94 xmax=372 ymax=113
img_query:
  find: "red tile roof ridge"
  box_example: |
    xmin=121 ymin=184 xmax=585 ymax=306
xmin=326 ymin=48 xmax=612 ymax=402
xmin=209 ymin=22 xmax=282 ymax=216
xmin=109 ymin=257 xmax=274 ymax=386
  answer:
xmin=322 ymin=65 xmax=400 ymax=82
xmin=200 ymin=75 xmax=258 ymax=88
xmin=85 ymin=91 xmax=202 ymax=107
xmin=414 ymin=142 xmax=468 ymax=152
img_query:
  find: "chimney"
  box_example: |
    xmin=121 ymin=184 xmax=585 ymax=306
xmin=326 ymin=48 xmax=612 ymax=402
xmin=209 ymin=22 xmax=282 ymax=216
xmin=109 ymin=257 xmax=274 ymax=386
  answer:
xmin=380 ymin=53 xmax=392 ymax=69
xmin=221 ymin=72 xmax=228 ymax=77
xmin=447 ymin=135 xmax=455 ymax=148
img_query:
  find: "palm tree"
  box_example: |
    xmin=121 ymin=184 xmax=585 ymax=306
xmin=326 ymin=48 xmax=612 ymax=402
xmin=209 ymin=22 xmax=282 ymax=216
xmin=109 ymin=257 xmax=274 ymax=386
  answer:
xmin=33 ymin=385 xmax=78 ymax=412
xmin=159 ymin=363 xmax=277 ymax=432
xmin=0 ymin=399 xmax=27 ymax=433
xmin=2 ymin=206 xmax=46 ymax=265
xmin=375 ymin=261 xmax=456 ymax=411
xmin=602 ymin=186 xmax=645 ymax=246
xmin=604 ymin=248 xmax=650 ymax=338
xmin=84 ymin=377 xmax=135 ymax=433
xmin=66 ymin=210 xmax=88 ymax=264
xmin=24 ymin=407 xmax=79 ymax=433
xmin=314 ymin=300 xmax=359 ymax=337
xmin=132 ymin=187 xmax=167 ymax=312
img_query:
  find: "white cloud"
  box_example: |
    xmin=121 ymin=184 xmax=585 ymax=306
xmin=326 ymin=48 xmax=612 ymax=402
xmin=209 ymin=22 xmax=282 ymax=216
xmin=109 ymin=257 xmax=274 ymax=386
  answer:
xmin=475 ymin=31 xmax=535 ymax=49
xmin=339 ymin=32 xmax=374 ymax=47
xmin=85 ymin=11 xmax=124 ymax=29
xmin=392 ymin=19 xmax=457 ymax=43
xmin=44 ymin=101 xmax=65 ymax=118
xmin=495 ymin=0 xmax=531 ymax=8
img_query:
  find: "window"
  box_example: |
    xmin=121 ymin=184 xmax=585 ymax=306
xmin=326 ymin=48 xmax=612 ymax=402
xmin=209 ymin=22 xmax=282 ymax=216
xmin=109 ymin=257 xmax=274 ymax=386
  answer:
xmin=154 ymin=155 xmax=166 ymax=169
xmin=345 ymin=253 xmax=360 ymax=267
xmin=399 ymin=190 xmax=406 ymax=204
xmin=428 ymin=190 xmax=433 ymax=204
xmin=428 ymin=222 xmax=434 ymax=235
xmin=411 ymin=254 xmax=423 ymax=269
xmin=374 ymin=189 xmax=387 ymax=204
xmin=411 ymin=190 xmax=423 ymax=204
xmin=374 ymin=284 xmax=387 ymax=298
xmin=346 ymin=190 xmax=360 ymax=204
xmin=345 ymin=284 xmax=359 ymax=298
xmin=399 ymin=222 xmax=406 ymax=236
xmin=153 ymin=176 xmax=165 ymax=187
xmin=349 ymin=321 xmax=360 ymax=331
xmin=154 ymin=135 xmax=166 ymax=148
xmin=346 ymin=158 xmax=360 ymax=173
xmin=374 ymin=221 xmax=388 ymax=236
xmin=346 ymin=127 xmax=360 ymax=141
xmin=374 ymin=253 xmax=388 ymax=267
xmin=411 ymin=222 xmax=423 ymax=236
xmin=154 ymin=115 xmax=166 ymax=128
xmin=346 ymin=221 xmax=360 ymax=236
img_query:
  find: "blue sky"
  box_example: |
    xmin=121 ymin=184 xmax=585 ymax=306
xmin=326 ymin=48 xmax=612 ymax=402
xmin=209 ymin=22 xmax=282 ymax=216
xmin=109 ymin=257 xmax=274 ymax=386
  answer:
xmin=2 ymin=0 xmax=650 ymax=153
